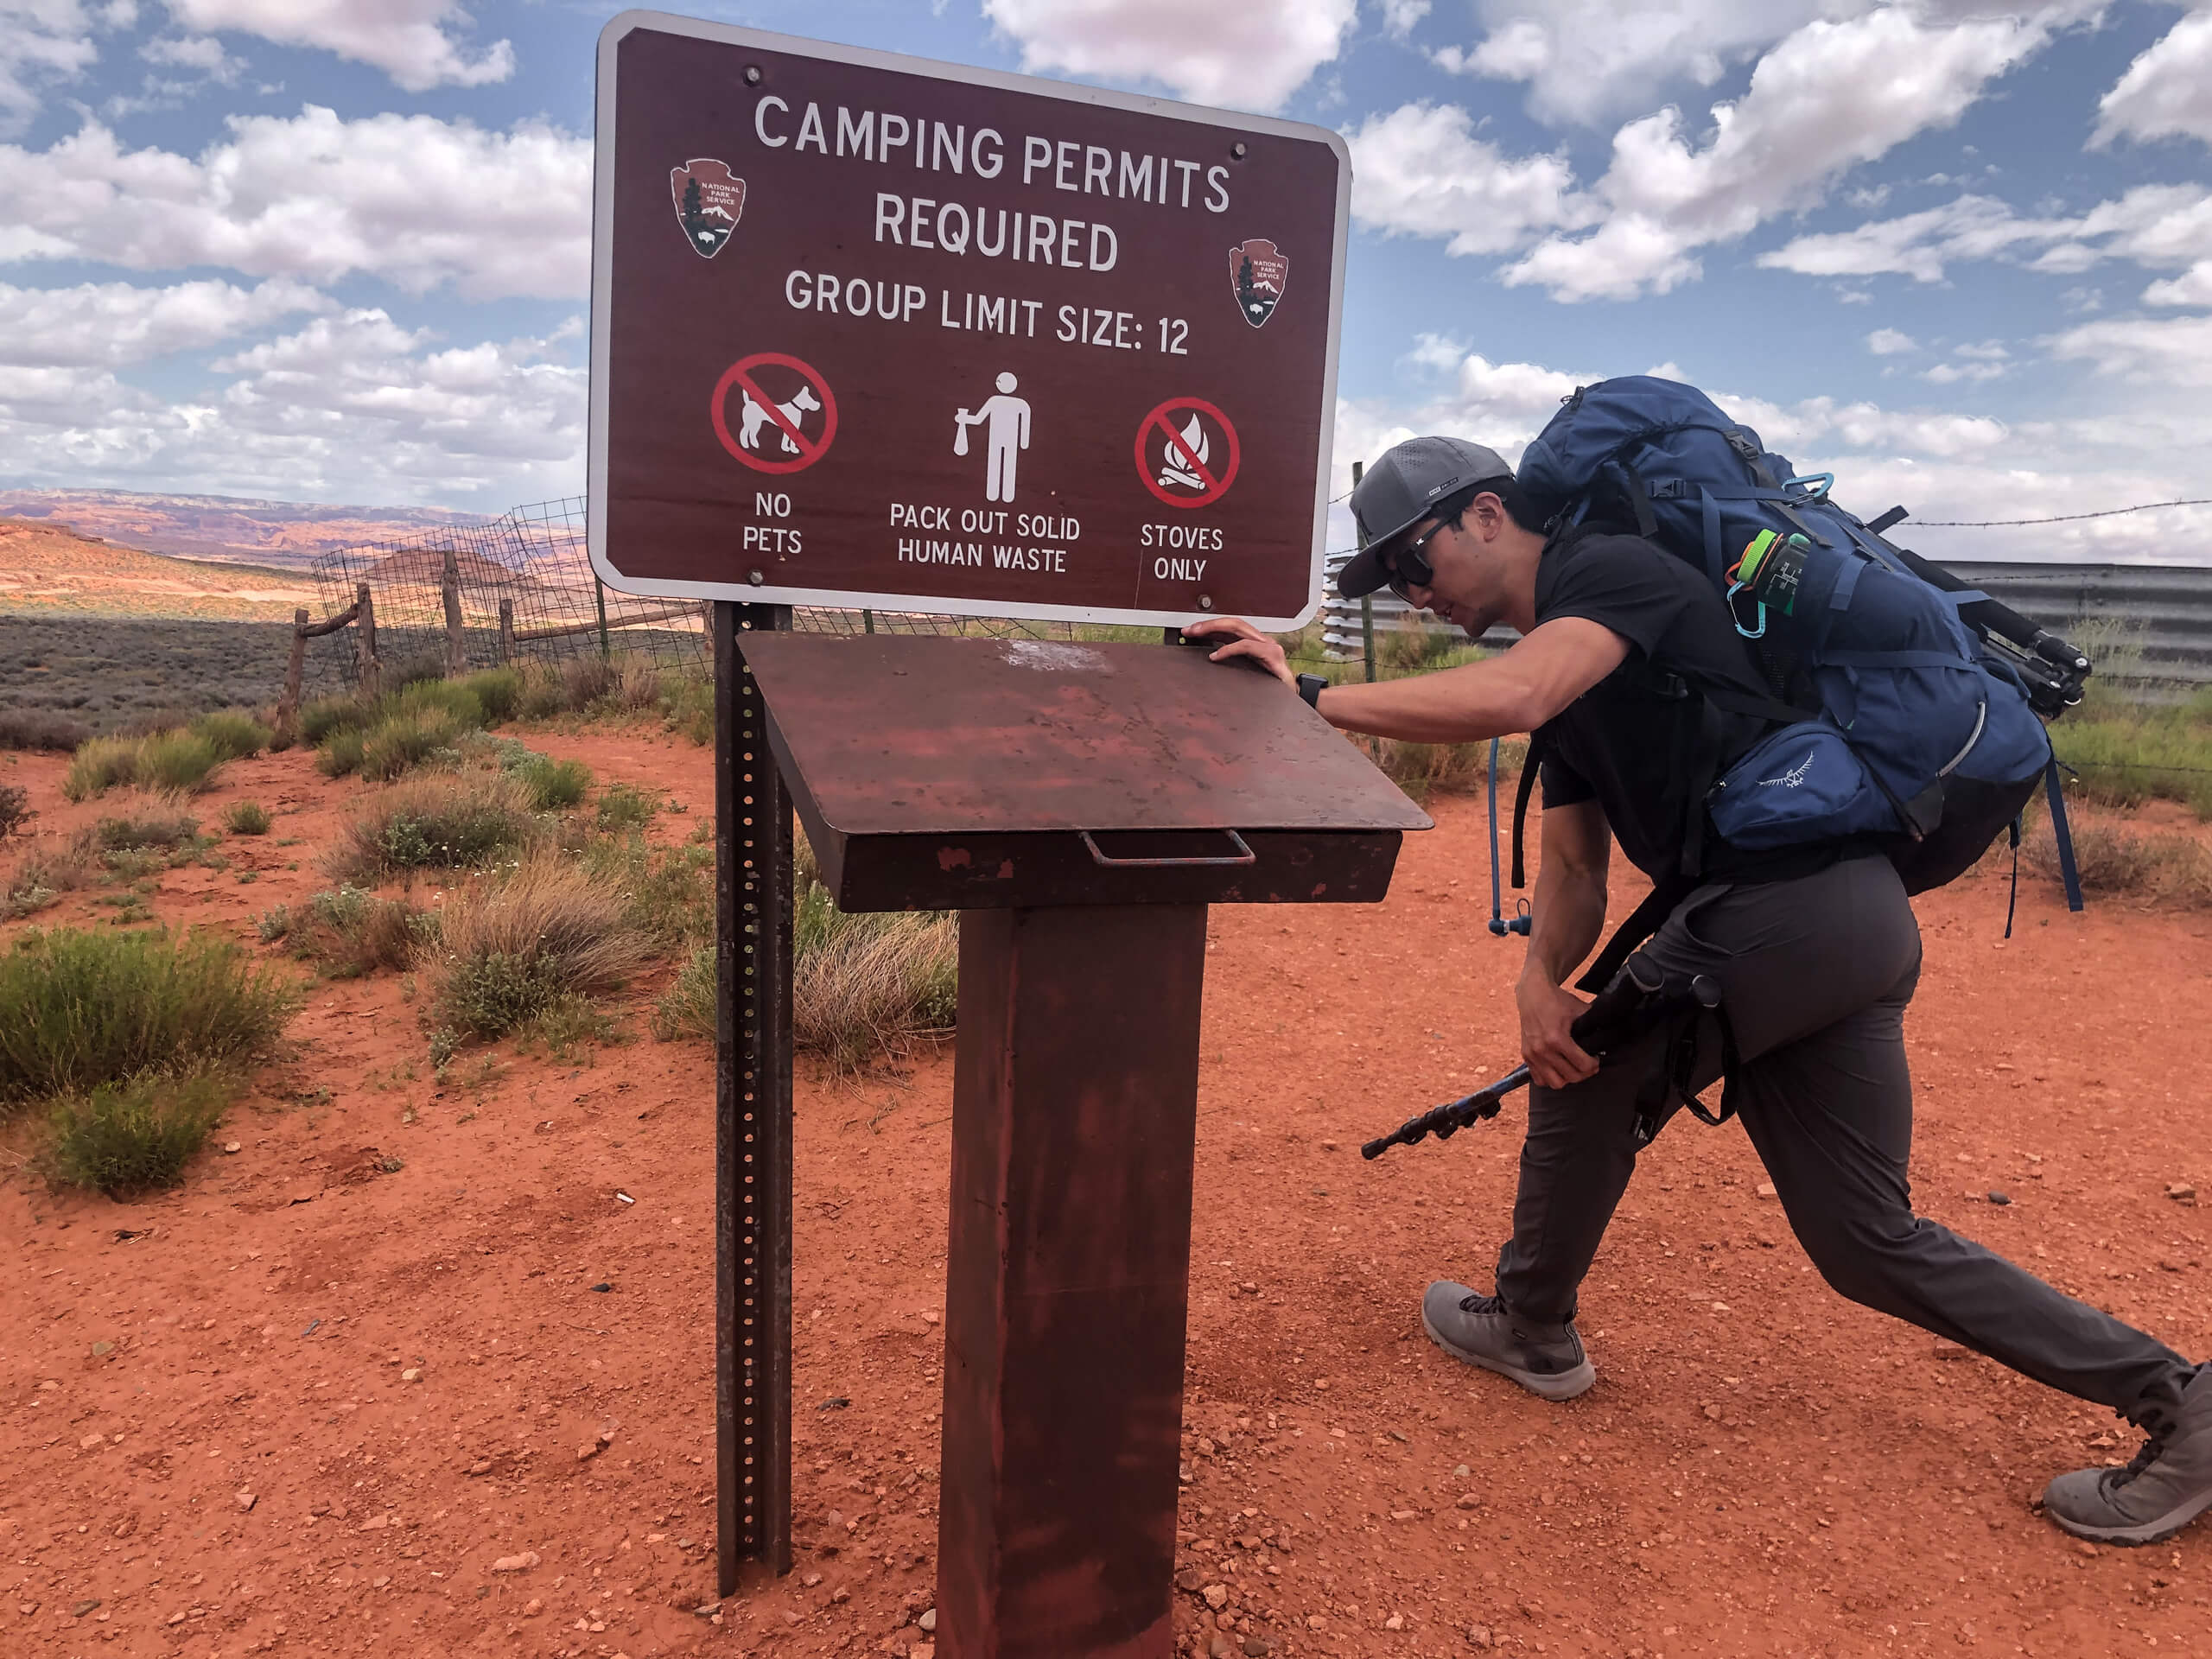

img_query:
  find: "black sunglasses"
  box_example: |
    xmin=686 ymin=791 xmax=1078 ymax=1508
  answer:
xmin=1382 ymin=512 xmax=1459 ymax=601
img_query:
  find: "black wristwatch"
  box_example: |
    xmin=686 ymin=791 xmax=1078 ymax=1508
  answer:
xmin=1295 ymin=673 xmax=1327 ymax=709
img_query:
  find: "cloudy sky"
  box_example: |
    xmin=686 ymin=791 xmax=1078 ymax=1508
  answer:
xmin=2 ymin=0 xmax=2208 ymax=563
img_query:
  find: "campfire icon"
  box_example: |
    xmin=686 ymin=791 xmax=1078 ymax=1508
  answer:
xmin=1158 ymin=413 xmax=1211 ymax=493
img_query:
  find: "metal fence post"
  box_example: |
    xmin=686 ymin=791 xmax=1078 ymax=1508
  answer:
xmin=355 ymin=583 xmax=379 ymax=700
xmin=715 ymin=601 xmax=794 ymax=1597
xmin=1352 ymin=460 xmax=1376 ymax=681
xmin=498 ymin=599 xmax=517 ymax=664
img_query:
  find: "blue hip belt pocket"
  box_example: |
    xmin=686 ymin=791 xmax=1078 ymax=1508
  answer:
xmin=1707 ymin=722 xmax=1899 ymax=850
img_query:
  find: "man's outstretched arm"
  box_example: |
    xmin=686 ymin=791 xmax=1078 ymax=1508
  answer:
xmin=1185 ymin=615 xmax=1627 ymax=741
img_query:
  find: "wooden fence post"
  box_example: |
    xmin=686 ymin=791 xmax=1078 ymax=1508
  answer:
xmin=441 ymin=548 xmax=466 ymax=676
xmin=278 ymin=608 xmax=309 ymax=742
xmin=499 ymin=599 xmax=517 ymax=664
xmin=356 ymin=583 xmax=380 ymax=700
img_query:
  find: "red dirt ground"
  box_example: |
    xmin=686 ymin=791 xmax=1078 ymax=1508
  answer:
xmin=2 ymin=726 xmax=2208 ymax=1659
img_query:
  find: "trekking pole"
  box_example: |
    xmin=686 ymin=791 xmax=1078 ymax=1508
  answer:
xmin=1486 ymin=738 xmax=1530 ymax=938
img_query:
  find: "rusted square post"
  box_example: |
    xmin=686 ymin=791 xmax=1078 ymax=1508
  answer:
xmin=938 ymin=905 xmax=1205 ymax=1659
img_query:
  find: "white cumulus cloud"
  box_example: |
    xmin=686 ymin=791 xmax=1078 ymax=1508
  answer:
xmin=1497 ymin=5 xmax=2069 ymax=302
xmin=1 ymin=0 xmax=104 ymax=137
xmin=0 ymin=276 xmax=327 ymax=367
xmin=0 ymin=308 xmax=584 ymax=503
xmin=982 ymin=0 xmax=1356 ymax=111
xmin=1344 ymin=102 xmax=1586 ymax=254
xmin=1866 ymin=327 xmax=1917 ymax=354
xmin=162 ymin=0 xmax=514 ymax=92
xmin=2046 ymin=313 xmax=2212 ymax=387
xmin=2093 ymin=5 xmax=2212 ymax=150
xmin=0 ymin=106 xmax=590 ymax=299
xmin=1436 ymin=0 xmax=1861 ymax=128
xmin=1378 ymin=0 xmax=1430 ymax=39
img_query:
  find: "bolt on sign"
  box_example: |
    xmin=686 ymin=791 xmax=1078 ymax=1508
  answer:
xmin=589 ymin=10 xmax=1350 ymax=629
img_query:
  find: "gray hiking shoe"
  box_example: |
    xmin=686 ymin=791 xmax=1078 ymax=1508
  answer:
xmin=1421 ymin=1281 xmax=1595 ymax=1402
xmin=2044 ymin=1366 xmax=2212 ymax=1546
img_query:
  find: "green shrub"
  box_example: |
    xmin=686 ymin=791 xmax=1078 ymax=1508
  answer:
xmin=329 ymin=772 xmax=539 ymax=882
xmin=393 ymin=677 xmax=486 ymax=731
xmin=386 ymin=653 xmax=447 ymax=693
xmin=580 ymin=835 xmax=713 ymax=950
xmin=594 ymin=782 xmax=659 ymax=833
xmin=225 ymin=801 xmax=272 ymax=836
xmin=359 ymin=707 xmax=463 ymax=782
xmin=517 ymin=755 xmax=592 ymax=810
xmin=41 ymin=1071 xmax=230 ymax=1197
xmin=135 ymin=730 xmax=224 ymax=795
xmin=300 ymin=695 xmax=366 ymax=746
xmin=62 ymin=735 xmax=142 ymax=801
xmin=289 ymin=886 xmax=436 ymax=977
xmin=83 ymin=810 xmax=202 ymax=854
xmin=0 ymin=782 xmax=30 ymax=840
xmin=0 ymin=928 xmax=297 ymax=1105
xmin=254 ymin=904 xmax=292 ymax=944
xmin=432 ymin=857 xmax=647 ymax=1039
xmin=653 ymin=945 xmax=715 ymax=1040
xmin=461 ymin=666 xmax=524 ymax=722
xmin=660 ymin=671 xmax=714 ymax=745
xmin=188 ymin=709 xmax=273 ymax=761
xmin=518 ymin=665 xmax=572 ymax=720
xmin=0 ymin=709 xmax=92 ymax=753
xmin=2052 ymin=711 xmax=2212 ymax=821
xmin=316 ymin=727 xmax=367 ymax=778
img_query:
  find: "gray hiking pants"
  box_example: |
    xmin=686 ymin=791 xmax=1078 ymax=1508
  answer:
xmin=1495 ymin=853 xmax=2198 ymax=1430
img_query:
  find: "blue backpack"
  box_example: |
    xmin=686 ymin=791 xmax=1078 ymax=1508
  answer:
xmin=1509 ymin=376 xmax=2087 ymax=963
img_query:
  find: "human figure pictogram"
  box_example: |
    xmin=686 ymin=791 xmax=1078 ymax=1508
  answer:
xmin=954 ymin=372 xmax=1031 ymax=504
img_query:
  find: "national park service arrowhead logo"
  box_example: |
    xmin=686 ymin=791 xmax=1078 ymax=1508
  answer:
xmin=671 ymin=158 xmax=745 ymax=259
xmin=1229 ymin=238 xmax=1289 ymax=327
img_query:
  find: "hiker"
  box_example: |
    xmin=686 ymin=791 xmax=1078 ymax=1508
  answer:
xmin=1186 ymin=433 xmax=2211 ymax=1548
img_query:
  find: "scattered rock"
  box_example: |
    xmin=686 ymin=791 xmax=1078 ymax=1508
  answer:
xmin=1468 ymin=1625 xmax=1494 ymax=1649
xmin=1755 ymin=1182 xmax=1777 ymax=1199
xmin=490 ymin=1552 xmax=540 ymax=1573
xmin=1455 ymin=1494 xmax=1479 ymax=1510
xmin=2075 ymin=1540 xmax=2100 ymax=1558
xmin=2169 ymin=1183 xmax=2196 ymax=1204
xmin=77 ymin=1433 xmax=104 ymax=1451
xmin=1702 ymin=1403 xmax=1723 ymax=1421
xmin=522 ymin=1599 xmax=542 ymax=1616
xmin=911 ymin=1643 xmax=934 ymax=1659
xmin=223 ymin=1142 xmax=241 ymax=1154
xmin=1242 ymin=1639 xmax=1272 ymax=1657
xmin=1933 ymin=1337 xmax=1970 ymax=1360
xmin=1453 ymin=1464 xmax=1470 ymax=1478
xmin=1202 ymin=1583 xmax=1229 ymax=1610
xmin=1988 ymin=1190 xmax=2011 ymax=1205
xmin=1384 ymin=1612 xmax=1405 ymax=1630
xmin=400 ymin=1368 xmax=423 ymax=1383
xmin=72 ymin=1599 xmax=101 ymax=1618
xmin=590 ymin=1282 xmax=613 ymax=1294
xmin=466 ymin=1459 xmax=493 ymax=1476
xmin=1320 ymin=1140 xmax=1338 ymax=1152
xmin=234 ymin=1491 xmax=257 ymax=1512
xmin=89 ymin=1340 xmax=113 ymax=1358
xmin=1306 ymin=1614 xmax=1325 ymax=1630
xmin=1208 ymin=1636 xmax=1234 ymax=1659
xmin=918 ymin=1609 xmax=936 ymax=1632
xmin=576 ymin=1430 xmax=613 ymax=1462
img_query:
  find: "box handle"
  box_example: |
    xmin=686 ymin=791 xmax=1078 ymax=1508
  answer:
xmin=1078 ymin=829 xmax=1255 ymax=869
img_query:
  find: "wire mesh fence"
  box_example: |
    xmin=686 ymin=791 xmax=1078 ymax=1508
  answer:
xmin=305 ymin=496 xmax=1090 ymax=692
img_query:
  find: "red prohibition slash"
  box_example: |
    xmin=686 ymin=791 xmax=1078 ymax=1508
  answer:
xmin=711 ymin=352 xmax=838 ymax=474
xmin=1135 ymin=397 xmax=1240 ymax=510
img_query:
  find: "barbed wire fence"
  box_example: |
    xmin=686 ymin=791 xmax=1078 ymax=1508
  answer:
xmin=304 ymin=497 xmax=1077 ymax=692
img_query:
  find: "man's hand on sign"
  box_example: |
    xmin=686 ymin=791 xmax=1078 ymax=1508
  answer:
xmin=1182 ymin=617 xmax=1295 ymax=688
xmin=1516 ymin=976 xmax=1599 ymax=1089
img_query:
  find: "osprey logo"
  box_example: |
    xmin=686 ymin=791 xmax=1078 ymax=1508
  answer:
xmin=671 ymin=158 xmax=745 ymax=258
xmin=1757 ymin=748 xmax=1820 ymax=789
xmin=1228 ymin=238 xmax=1289 ymax=327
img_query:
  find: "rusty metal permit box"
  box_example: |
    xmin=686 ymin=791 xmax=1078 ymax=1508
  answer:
xmin=738 ymin=632 xmax=1430 ymax=911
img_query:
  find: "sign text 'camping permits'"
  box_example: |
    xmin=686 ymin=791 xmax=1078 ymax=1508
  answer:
xmin=590 ymin=10 xmax=1350 ymax=628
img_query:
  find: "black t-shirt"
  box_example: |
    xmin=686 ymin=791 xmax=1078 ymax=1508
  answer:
xmin=1533 ymin=530 xmax=1777 ymax=881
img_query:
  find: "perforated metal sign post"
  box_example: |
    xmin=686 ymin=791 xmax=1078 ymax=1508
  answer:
xmin=590 ymin=10 xmax=1349 ymax=631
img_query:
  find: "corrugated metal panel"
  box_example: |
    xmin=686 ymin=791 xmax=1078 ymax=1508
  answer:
xmin=1321 ymin=556 xmax=2212 ymax=696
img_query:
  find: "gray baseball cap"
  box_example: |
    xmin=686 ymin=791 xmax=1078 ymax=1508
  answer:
xmin=1338 ymin=436 xmax=1514 ymax=599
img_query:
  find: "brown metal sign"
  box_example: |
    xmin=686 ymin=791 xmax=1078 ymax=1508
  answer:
xmin=589 ymin=10 xmax=1350 ymax=629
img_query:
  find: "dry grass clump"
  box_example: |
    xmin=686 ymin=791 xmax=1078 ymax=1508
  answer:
xmin=791 ymin=887 xmax=959 ymax=1071
xmin=327 ymin=772 xmax=541 ymax=883
xmin=359 ymin=707 xmax=462 ymax=781
xmin=224 ymin=801 xmax=272 ymax=836
xmin=273 ymin=887 xmax=439 ymax=978
xmin=3 ymin=846 xmax=95 ymax=919
xmin=431 ymin=857 xmax=650 ymax=1039
xmin=2029 ymin=820 xmax=2212 ymax=908
xmin=0 ymin=782 xmax=30 ymax=840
